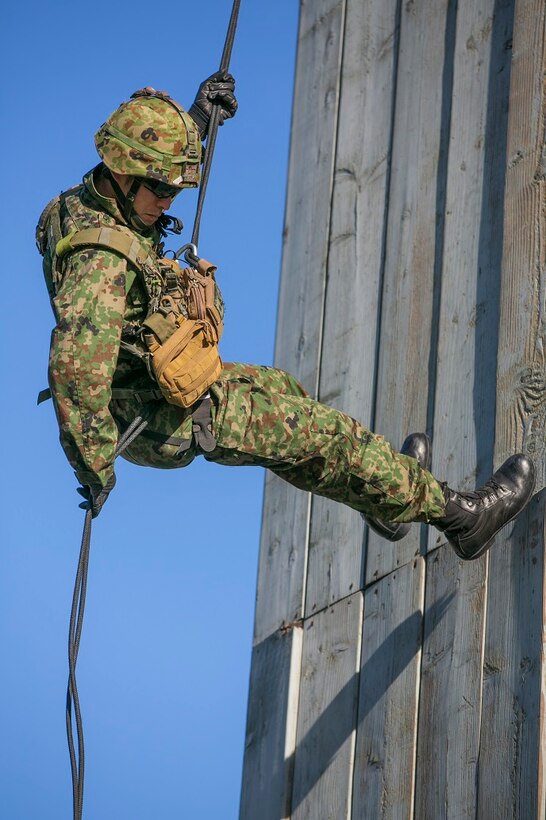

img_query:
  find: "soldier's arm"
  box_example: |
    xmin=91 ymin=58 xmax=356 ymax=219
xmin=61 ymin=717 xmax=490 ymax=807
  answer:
xmin=49 ymin=248 xmax=127 ymax=491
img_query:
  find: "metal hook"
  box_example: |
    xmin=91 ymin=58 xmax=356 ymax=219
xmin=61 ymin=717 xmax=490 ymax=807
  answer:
xmin=174 ymin=242 xmax=199 ymax=268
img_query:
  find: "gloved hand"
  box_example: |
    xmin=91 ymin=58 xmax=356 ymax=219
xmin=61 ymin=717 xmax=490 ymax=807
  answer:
xmin=77 ymin=472 xmax=117 ymax=518
xmin=188 ymin=70 xmax=238 ymax=138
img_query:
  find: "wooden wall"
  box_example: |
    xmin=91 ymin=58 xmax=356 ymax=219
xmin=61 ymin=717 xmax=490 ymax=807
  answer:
xmin=240 ymin=0 xmax=546 ymax=817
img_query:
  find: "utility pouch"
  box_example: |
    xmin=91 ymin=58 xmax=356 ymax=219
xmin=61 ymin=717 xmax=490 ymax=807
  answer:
xmin=180 ymin=258 xmax=224 ymax=342
xmin=143 ymin=312 xmax=222 ymax=409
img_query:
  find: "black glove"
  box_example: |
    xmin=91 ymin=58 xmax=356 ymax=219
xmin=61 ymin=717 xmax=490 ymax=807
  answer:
xmin=188 ymin=70 xmax=238 ymax=138
xmin=77 ymin=472 xmax=116 ymax=518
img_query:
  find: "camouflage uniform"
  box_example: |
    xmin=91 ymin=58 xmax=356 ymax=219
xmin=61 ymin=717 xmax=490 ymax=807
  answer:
xmin=39 ymin=165 xmax=447 ymax=524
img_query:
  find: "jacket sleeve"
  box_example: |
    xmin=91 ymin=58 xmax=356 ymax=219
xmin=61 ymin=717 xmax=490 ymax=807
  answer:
xmin=48 ymin=247 xmax=127 ymax=490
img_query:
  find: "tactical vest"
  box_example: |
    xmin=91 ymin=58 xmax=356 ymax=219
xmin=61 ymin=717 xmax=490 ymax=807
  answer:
xmin=37 ymin=193 xmax=223 ymax=408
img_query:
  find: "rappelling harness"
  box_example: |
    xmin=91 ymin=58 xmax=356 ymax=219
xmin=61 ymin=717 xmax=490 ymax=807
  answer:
xmin=46 ymin=221 xmax=225 ymax=409
xmin=43 ymin=3 xmax=242 ymax=818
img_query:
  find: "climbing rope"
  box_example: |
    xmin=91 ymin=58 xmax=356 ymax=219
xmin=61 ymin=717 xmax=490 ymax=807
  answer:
xmin=188 ymin=0 xmax=241 ymax=253
xmin=66 ymin=415 xmax=150 ymax=820
xmin=65 ymin=2 xmax=241 ymax=817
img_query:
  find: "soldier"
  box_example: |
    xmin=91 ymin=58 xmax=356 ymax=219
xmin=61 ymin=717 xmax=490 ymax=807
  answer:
xmin=37 ymin=81 xmax=535 ymax=562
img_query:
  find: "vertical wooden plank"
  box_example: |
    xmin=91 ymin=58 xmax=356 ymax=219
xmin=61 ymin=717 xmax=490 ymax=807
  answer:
xmin=254 ymin=471 xmax=310 ymax=644
xmin=414 ymin=548 xmax=487 ymax=819
xmin=481 ymin=1 xmax=546 ymax=812
xmin=305 ymin=0 xmax=400 ymax=614
xmin=275 ymin=0 xmax=346 ymax=395
xmin=243 ymin=1 xmax=346 ymax=812
xmin=240 ymin=626 xmax=303 ymax=820
xmin=291 ymin=593 xmax=363 ymax=820
xmin=366 ymin=0 xmax=454 ymax=583
xmin=254 ymin=0 xmax=346 ymax=641
xmin=430 ymin=0 xmax=503 ymax=495
xmin=352 ymin=559 xmax=425 ymax=819
xmin=416 ymin=1 xmax=511 ymax=813
xmin=478 ymin=493 xmax=545 ymax=818
xmin=494 ymin=0 xmax=546 ymax=483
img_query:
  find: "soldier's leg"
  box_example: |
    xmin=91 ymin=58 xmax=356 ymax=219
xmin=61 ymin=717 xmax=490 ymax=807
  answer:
xmin=207 ymin=364 xmax=446 ymax=523
xmin=112 ymin=362 xmax=535 ymax=559
xmin=111 ymin=362 xmax=310 ymax=471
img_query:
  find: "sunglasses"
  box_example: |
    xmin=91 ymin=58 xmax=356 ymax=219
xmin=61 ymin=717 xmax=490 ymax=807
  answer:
xmin=140 ymin=178 xmax=181 ymax=200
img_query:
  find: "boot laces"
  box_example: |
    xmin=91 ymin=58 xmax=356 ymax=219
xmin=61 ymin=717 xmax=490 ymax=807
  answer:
xmin=473 ymin=478 xmax=505 ymax=505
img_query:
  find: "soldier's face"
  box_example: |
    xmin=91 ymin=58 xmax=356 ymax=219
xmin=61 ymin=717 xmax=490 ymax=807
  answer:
xmin=113 ymin=173 xmax=174 ymax=226
xmin=132 ymin=180 xmax=174 ymax=226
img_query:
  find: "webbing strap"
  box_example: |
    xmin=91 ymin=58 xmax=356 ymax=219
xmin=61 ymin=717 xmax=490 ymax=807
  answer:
xmin=175 ymin=395 xmax=216 ymax=454
xmin=55 ymin=226 xmax=152 ymax=270
xmin=109 ymin=387 xmax=163 ymax=402
xmin=37 ymin=386 xmax=164 ymax=405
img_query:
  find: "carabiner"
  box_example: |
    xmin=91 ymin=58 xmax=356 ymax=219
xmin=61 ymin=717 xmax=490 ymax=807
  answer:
xmin=174 ymin=242 xmax=199 ymax=268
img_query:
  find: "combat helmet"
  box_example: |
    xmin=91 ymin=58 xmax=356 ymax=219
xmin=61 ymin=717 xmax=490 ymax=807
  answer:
xmin=95 ymin=88 xmax=202 ymax=228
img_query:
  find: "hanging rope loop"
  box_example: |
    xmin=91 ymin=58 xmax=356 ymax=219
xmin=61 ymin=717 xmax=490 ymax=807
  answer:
xmin=66 ymin=414 xmax=150 ymax=820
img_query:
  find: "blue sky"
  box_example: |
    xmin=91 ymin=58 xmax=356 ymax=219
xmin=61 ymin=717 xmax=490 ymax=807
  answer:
xmin=1 ymin=2 xmax=299 ymax=817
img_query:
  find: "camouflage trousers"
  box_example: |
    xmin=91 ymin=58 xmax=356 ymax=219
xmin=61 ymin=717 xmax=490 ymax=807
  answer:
xmin=116 ymin=362 xmax=446 ymax=523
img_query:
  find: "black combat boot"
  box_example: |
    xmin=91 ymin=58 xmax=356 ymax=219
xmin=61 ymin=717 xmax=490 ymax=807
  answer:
xmin=362 ymin=432 xmax=431 ymax=542
xmin=434 ymin=454 xmax=535 ymax=560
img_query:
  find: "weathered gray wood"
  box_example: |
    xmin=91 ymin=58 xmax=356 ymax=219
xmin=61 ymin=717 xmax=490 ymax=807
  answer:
xmin=415 ymin=11 xmax=503 ymax=805
xmin=241 ymin=0 xmax=344 ymax=820
xmin=414 ymin=547 xmax=487 ymax=819
xmin=274 ymin=0 xmax=345 ymax=395
xmin=352 ymin=559 xmax=425 ymax=819
xmin=291 ymin=593 xmax=363 ymax=820
xmin=430 ymin=0 xmax=502 ymax=498
xmin=480 ymin=1 xmax=546 ymax=814
xmin=242 ymin=2 xmax=346 ymax=812
xmin=366 ymin=0 xmax=453 ymax=583
xmin=495 ymin=0 xmax=546 ymax=487
xmin=411 ymin=10 xmax=500 ymax=814
xmin=305 ymin=0 xmax=401 ymax=615
xmin=478 ymin=491 xmax=545 ymax=819
xmin=254 ymin=471 xmax=310 ymax=645
xmin=415 ymin=4 xmax=514 ymax=814
xmin=240 ymin=626 xmax=303 ymax=820
xmin=244 ymin=0 xmax=546 ymax=816
xmin=253 ymin=0 xmax=345 ymax=644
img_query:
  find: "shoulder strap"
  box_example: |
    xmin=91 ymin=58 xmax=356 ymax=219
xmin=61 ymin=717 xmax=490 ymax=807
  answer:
xmin=55 ymin=226 xmax=165 ymax=372
xmin=55 ymin=226 xmax=153 ymax=272
xmin=55 ymin=225 xmax=161 ymax=299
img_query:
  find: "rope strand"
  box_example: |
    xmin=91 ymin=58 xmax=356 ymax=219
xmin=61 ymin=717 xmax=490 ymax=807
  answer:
xmin=191 ymin=0 xmax=241 ymax=249
xmin=66 ymin=416 xmax=149 ymax=820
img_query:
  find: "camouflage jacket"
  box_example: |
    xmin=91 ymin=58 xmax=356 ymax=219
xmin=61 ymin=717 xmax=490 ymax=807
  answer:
xmin=37 ymin=166 xmax=224 ymax=491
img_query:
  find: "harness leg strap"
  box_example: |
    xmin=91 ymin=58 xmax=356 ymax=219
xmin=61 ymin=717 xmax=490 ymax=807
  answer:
xmin=176 ymin=394 xmax=216 ymax=455
xmin=191 ymin=395 xmax=217 ymax=452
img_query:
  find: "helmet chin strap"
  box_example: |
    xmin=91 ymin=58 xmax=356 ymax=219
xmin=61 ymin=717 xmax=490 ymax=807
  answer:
xmin=103 ymin=167 xmax=149 ymax=231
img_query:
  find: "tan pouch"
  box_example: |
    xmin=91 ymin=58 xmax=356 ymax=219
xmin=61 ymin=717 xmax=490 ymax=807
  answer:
xmin=180 ymin=260 xmax=224 ymax=341
xmin=144 ymin=314 xmax=222 ymax=409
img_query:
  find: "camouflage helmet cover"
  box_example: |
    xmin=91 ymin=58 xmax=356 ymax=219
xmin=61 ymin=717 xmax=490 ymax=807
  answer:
xmin=95 ymin=88 xmax=202 ymax=189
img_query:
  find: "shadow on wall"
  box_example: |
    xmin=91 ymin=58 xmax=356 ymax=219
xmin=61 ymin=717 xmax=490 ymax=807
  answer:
xmin=473 ymin=0 xmax=515 ymax=482
xmin=426 ymin=0 xmax=515 ymax=484
xmin=286 ymin=589 xmax=455 ymax=814
xmin=242 ymin=507 xmax=542 ymax=819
